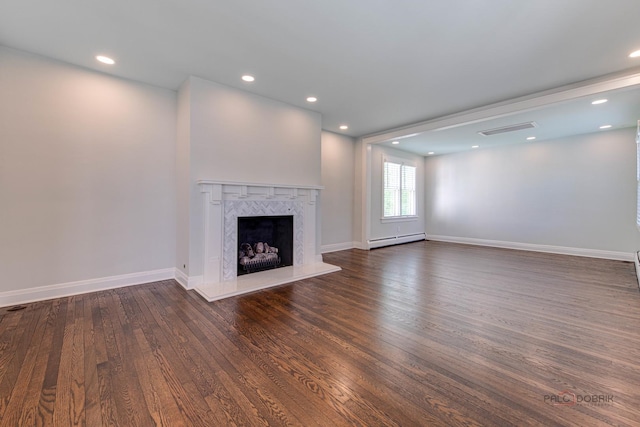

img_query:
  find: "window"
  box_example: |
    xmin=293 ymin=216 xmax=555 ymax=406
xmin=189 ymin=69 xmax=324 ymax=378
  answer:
xmin=383 ymin=159 xmax=416 ymax=217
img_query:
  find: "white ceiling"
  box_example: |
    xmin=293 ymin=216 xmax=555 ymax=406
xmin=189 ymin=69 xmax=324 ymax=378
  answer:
xmin=2 ymin=0 xmax=640 ymax=153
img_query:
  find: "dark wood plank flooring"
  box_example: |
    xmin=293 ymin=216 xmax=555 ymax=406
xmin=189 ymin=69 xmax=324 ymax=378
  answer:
xmin=1 ymin=241 xmax=639 ymax=426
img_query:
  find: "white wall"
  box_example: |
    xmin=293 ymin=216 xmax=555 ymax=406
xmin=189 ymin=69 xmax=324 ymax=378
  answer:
xmin=369 ymin=145 xmax=426 ymax=240
xmin=425 ymin=128 xmax=638 ymax=255
xmin=0 ymin=46 xmax=176 ymax=294
xmin=320 ymin=131 xmax=355 ymax=251
xmin=179 ymin=77 xmax=323 ymax=276
xmin=189 ymin=76 xmax=321 ymax=185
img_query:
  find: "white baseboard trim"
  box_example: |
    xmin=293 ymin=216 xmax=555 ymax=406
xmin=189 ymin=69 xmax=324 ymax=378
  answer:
xmin=367 ymin=233 xmax=426 ymax=250
xmin=174 ymin=268 xmax=190 ymax=290
xmin=427 ymin=235 xmax=635 ymax=262
xmin=0 ymin=268 xmax=175 ymax=308
xmin=352 ymin=241 xmax=367 ymax=250
xmin=321 ymin=242 xmax=357 ymax=253
xmin=634 ymin=252 xmax=640 ymax=290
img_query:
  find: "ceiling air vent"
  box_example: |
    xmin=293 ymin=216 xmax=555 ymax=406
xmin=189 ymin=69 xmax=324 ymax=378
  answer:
xmin=478 ymin=121 xmax=537 ymax=136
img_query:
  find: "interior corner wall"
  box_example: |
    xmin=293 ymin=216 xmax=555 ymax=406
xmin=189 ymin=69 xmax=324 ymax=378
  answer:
xmin=0 ymin=46 xmax=177 ymax=294
xmin=369 ymin=145 xmax=426 ymax=241
xmin=176 ymin=79 xmax=191 ymax=275
xmin=425 ymin=128 xmax=637 ymax=254
xmin=320 ymin=131 xmax=355 ymax=251
xmin=185 ymin=76 xmax=322 ymax=276
xmin=353 ymin=139 xmax=365 ymax=245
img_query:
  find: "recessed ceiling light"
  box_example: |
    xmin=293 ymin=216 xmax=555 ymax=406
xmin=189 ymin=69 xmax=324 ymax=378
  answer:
xmin=427 ymin=152 xmax=435 ymax=155
xmin=306 ymin=96 xmax=317 ymax=103
xmin=96 ymin=55 xmax=115 ymax=65
xmin=591 ymin=99 xmax=608 ymax=105
xmin=599 ymin=124 xmax=612 ymax=129
xmin=395 ymin=133 xmax=420 ymax=139
xmin=241 ymin=75 xmax=255 ymax=82
xmin=526 ymin=136 xmax=536 ymax=141
xmin=629 ymin=49 xmax=640 ymax=58
xmin=392 ymin=141 xmax=400 ymax=145
xmin=339 ymin=125 xmax=348 ymax=130
xmin=472 ymin=145 xmax=479 ymax=148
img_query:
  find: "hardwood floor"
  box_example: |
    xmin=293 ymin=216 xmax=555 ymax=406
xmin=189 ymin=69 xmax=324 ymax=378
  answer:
xmin=1 ymin=241 xmax=639 ymax=426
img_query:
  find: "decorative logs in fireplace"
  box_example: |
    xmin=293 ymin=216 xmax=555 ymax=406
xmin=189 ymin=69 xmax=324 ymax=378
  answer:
xmin=239 ymin=242 xmax=281 ymax=273
xmin=237 ymin=215 xmax=293 ymax=276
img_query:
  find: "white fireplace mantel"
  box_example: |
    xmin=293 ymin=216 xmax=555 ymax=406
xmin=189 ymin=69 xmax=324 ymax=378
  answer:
xmin=195 ymin=180 xmax=340 ymax=302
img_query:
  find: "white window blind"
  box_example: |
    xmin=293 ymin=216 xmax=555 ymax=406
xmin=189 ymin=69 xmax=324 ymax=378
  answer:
xmin=384 ymin=161 xmax=401 ymax=217
xmin=401 ymin=164 xmax=416 ymax=216
xmin=384 ymin=159 xmax=416 ymax=217
xmin=637 ymin=182 xmax=640 ymax=227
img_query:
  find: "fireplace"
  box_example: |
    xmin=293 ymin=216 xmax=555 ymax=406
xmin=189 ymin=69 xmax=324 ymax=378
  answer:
xmin=237 ymin=215 xmax=293 ymax=275
xmin=195 ymin=181 xmax=341 ymax=302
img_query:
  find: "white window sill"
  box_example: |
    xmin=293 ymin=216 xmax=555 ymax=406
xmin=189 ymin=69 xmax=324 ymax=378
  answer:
xmin=380 ymin=216 xmax=419 ymax=223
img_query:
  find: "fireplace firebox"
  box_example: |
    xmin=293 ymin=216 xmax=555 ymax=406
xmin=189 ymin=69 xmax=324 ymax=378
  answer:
xmin=237 ymin=216 xmax=293 ymax=276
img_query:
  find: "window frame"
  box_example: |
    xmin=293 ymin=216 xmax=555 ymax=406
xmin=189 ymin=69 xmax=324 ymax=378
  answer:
xmin=636 ymin=121 xmax=640 ymax=229
xmin=381 ymin=156 xmax=418 ymax=222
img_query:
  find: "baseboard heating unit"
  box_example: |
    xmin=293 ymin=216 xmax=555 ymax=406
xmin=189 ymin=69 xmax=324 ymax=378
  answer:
xmin=368 ymin=233 xmax=426 ymax=249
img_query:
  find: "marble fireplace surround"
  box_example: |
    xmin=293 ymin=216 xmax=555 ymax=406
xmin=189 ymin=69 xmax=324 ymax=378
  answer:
xmin=196 ymin=181 xmax=340 ymax=301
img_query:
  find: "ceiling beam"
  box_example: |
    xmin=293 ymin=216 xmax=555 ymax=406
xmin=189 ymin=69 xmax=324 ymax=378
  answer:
xmin=362 ymin=67 xmax=640 ymax=145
